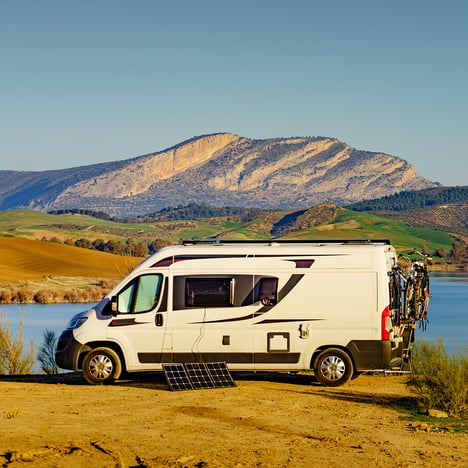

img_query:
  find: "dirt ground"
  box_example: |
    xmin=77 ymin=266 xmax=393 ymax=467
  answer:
xmin=0 ymin=372 xmax=466 ymax=467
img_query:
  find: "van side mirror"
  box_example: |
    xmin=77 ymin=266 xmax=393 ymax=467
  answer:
xmin=102 ymin=296 xmax=118 ymax=316
xmin=110 ymin=296 xmax=118 ymax=316
xmin=102 ymin=297 xmax=117 ymax=317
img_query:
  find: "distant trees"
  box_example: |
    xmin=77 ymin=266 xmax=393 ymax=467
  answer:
xmin=43 ymin=236 xmax=172 ymax=258
xmin=124 ymin=202 xmax=266 ymax=223
xmin=346 ymin=187 xmax=468 ymax=212
xmin=47 ymin=208 xmax=116 ymax=221
xmin=48 ymin=203 xmax=268 ymax=223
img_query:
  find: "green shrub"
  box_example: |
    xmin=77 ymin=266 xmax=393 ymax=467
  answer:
xmin=407 ymin=339 xmax=467 ymax=417
xmin=37 ymin=329 xmax=59 ymax=374
xmin=0 ymin=313 xmax=35 ymax=374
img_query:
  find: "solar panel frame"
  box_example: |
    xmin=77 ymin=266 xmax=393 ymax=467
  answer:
xmin=206 ymin=362 xmax=237 ymax=388
xmin=162 ymin=363 xmax=194 ymax=391
xmin=162 ymin=362 xmax=237 ymax=391
xmin=184 ymin=363 xmax=216 ymax=389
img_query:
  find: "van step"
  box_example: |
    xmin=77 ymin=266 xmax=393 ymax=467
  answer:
xmin=390 ymin=357 xmax=403 ymax=369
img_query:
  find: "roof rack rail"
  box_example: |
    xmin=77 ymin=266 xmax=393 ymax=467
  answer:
xmin=180 ymin=239 xmax=391 ymax=246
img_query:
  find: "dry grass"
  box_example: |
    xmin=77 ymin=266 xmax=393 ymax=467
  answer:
xmin=0 ymin=278 xmax=120 ymax=304
xmin=0 ymin=237 xmax=138 ymax=303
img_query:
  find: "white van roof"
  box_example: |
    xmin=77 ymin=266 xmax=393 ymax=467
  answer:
xmin=135 ymin=239 xmax=395 ymax=271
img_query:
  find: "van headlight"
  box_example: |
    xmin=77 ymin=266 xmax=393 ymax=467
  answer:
xmin=66 ymin=317 xmax=88 ymax=329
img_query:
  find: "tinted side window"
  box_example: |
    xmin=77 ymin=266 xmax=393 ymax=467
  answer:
xmin=256 ymin=277 xmax=278 ymax=305
xmin=185 ymin=278 xmax=233 ymax=307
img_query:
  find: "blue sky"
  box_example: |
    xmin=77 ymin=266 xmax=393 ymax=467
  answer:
xmin=1 ymin=0 xmax=467 ymax=186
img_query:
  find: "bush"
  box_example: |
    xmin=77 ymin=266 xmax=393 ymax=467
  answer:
xmin=16 ymin=288 xmax=33 ymax=303
xmin=407 ymin=339 xmax=467 ymax=417
xmin=0 ymin=288 xmax=13 ymax=303
xmin=0 ymin=313 xmax=35 ymax=374
xmin=63 ymin=288 xmax=81 ymax=303
xmin=34 ymin=290 xmax=55 ymax=304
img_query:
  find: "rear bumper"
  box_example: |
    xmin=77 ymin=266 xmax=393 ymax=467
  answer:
xmin=347 ymin=340 xmax=393 ymax=370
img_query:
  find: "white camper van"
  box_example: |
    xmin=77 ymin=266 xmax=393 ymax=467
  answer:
xmin=55 ymin=240 xmax=429 ymax=387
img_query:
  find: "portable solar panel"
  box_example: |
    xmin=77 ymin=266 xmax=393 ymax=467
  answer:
xmin=206 ymin=362 xmax=237 ymax=388
xmin=162 ymin=363 xmax=194 ymax=391
xmin=184 ymin=363 xmax=216 ymax=389
xmin=163 ymin=362 xmax=237 ymax=391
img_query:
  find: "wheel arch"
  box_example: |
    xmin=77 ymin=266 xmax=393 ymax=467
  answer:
xmin=309 ymin=344 xmax=356 ymax=371
xmin=78 ymin=341 xmax=127 ymax=372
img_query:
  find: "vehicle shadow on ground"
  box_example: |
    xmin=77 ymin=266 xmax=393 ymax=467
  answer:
xmin=0 ymin=371 xmax=410 ymax=411
xmin=0 ymin=370 xmax=319 ymax=390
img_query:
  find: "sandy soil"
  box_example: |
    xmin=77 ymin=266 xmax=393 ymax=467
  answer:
xmin=0 ymin=372 xmax=466 ymax=467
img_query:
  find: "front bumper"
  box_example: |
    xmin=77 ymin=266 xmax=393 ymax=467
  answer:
xmin=55 ymin=329 xmax=86 ymax=371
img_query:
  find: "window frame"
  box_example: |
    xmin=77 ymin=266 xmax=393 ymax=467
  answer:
xmin=184 ymin=277 xmax=235 ymax=308
xmin=116 ymin=273 xmax=164 ymax=314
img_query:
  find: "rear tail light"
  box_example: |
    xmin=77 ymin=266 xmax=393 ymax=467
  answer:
xmin=381 ymin=305 xmax=391 ymax=340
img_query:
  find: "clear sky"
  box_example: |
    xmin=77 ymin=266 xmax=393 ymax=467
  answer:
xmin=1 ymin=0 xmax=467 ymax=186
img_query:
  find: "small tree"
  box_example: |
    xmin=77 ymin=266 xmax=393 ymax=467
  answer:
xmin=450 ymin=241 xmax=468 ymax=262
xmin=434 ymin=247 xmax=447 ymax=259
xmin=0 ymin=314 xmax=35 ymax=374
xmin=37 ymin=329 xmax=60 ymax=374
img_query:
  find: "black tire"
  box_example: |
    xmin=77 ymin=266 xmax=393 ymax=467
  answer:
xmin=82 ymin=347 xmax=122 ymax=385
xmin=313 ymin=348 xmax=353 ymax=387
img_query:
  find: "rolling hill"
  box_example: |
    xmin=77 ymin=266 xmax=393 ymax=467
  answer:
xmin=0 ymin=205 xmax=455 ymax=259
xmin=346 ymin=186 xmax=468 ymax=241
xmin=0 ymin=236 xmax=140 ymax=283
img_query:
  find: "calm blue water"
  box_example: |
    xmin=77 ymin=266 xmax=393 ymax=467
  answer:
xmin=417 ymin=272 xmax=468 ymax=350
xmin=1 ymin=273 xmax=467 ymax=355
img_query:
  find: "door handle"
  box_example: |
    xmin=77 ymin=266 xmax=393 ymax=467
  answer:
xmin=155 ymin=313 xmax=163 ymax=327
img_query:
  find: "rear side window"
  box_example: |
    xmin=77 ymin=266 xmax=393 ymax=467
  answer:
xmin=185 ymin=278 xmax=233 ymax=307
xmin=117 ymin=274 xmax=163 ymax=314
xmin=257 ymin=277 xmax=278 ymax=305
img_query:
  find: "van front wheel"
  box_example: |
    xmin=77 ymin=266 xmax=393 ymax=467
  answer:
xmin=313 ymin=348 xmax=353 ymax=387
xmin=82 ymin=347 xmax=122 ymax=385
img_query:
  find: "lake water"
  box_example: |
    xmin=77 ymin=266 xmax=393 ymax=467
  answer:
xmin=419 ymin=272 xmax=468 ymax=351
xmin=1 ymin=273 xmax=467 ymax=359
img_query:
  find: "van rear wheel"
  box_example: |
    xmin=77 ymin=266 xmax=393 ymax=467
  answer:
xmin=313 ymin=348 xmax=353 ymax=387
xmin=82 ymin=347 xmax=122 ymax=385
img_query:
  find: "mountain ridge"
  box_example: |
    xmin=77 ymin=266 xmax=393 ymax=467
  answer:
xmin=2 ymin=133 xmax=436 ymax=216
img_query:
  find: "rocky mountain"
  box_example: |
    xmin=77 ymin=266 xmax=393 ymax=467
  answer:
xmin=1 ymin=133 xmax=436 ymax=216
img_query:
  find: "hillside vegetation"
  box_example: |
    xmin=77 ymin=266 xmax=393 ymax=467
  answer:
xmin=0 ymin=205 xmax=457 ymax=259
xmin=0 ymin=206 xmax=456 ymax=248
xmin=0 ymin=205 xmax=464 ymax=302
xmin=346 ymin=186 xmax=468 ymax=242
xmin=346 ymin=186 xmax=468 ymax=212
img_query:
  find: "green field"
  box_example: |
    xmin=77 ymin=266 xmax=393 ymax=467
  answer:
xmin=0 ymin=207 xmax=456 ymax=284
xmin=282 ymin=208 xmax=454 ymax=253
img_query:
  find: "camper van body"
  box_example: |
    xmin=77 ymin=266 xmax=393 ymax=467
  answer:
xmin=55 ymin=240 xmax=415 ymax=386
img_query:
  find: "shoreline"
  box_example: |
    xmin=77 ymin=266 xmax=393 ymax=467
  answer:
xmin=0 ymin=264 xmax=466 ymax=305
